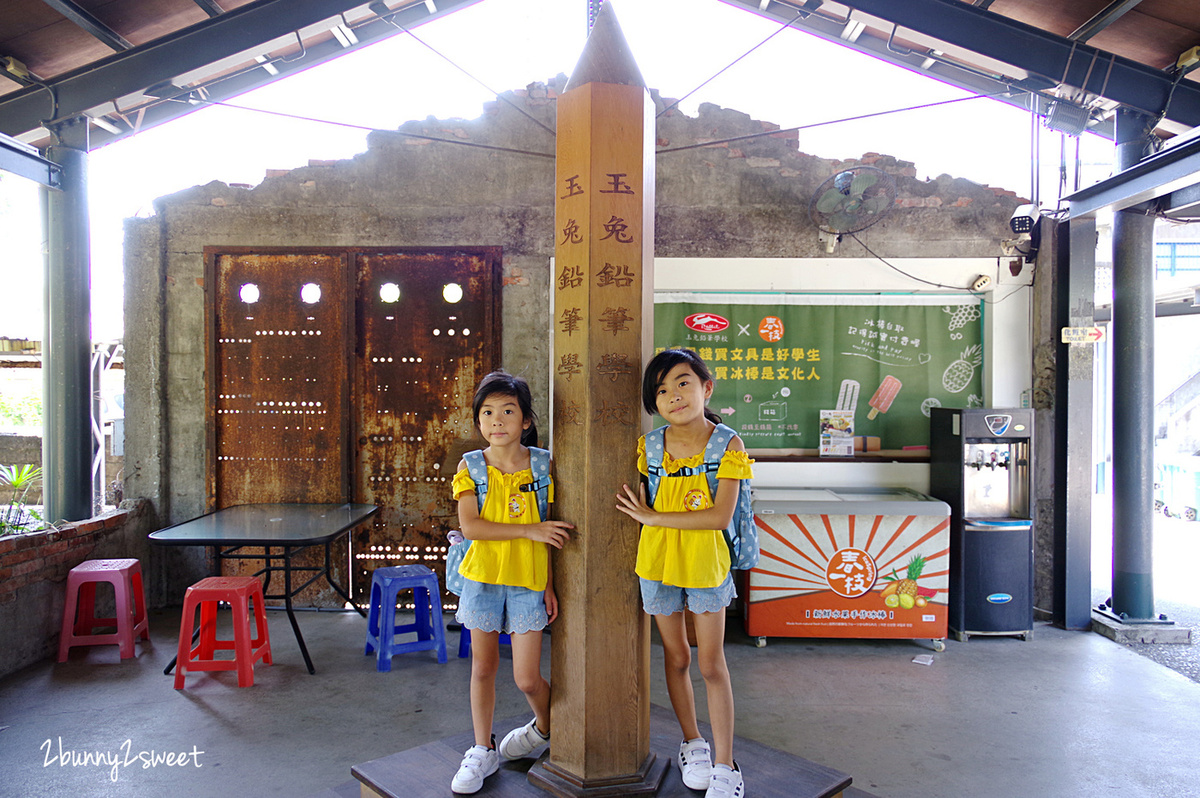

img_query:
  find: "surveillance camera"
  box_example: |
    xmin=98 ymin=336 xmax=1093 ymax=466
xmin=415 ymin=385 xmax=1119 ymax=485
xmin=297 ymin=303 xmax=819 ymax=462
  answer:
xmin=1009 ymin=204 xmax=1039 ymax=235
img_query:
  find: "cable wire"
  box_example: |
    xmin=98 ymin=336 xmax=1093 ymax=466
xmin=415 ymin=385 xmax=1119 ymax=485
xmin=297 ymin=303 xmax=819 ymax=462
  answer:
xmin=657 ymin=10 xmax=806 ymax=119
xmin=380 ymin=16 xmax=556 ymax=136
xmin=186 ymin=98 xmax=554 ymax=159
xmin=849 ymin=231 xmax=1031 ymax=306
xmin=659 ymin=93 xmax=1001 ymax=154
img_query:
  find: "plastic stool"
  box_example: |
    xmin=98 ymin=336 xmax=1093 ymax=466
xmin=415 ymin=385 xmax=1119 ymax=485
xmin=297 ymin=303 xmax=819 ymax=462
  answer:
xmin=58 ymin=559 xmax=149 ymax=662
xmin=364 ymin=565 xmax=448 ymax=670
xmin=175 ymin=576 xmax=272 ymax=688
xmin=458 ymin=627 xmax=511 ymax=658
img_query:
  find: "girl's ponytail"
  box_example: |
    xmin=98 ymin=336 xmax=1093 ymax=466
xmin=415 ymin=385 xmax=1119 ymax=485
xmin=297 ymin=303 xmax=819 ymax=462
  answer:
xmin=521 ymin=423 xmax=539 ymax=448
xmin=703 ymin=408 xmax=722 ymax=424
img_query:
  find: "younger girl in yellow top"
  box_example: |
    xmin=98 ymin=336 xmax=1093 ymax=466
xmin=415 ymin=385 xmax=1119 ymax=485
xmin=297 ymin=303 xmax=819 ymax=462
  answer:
xmin=449 ymin=371 xmax=574 ymax=795
xmin=616 ymin=349 xmax=753 ymax=798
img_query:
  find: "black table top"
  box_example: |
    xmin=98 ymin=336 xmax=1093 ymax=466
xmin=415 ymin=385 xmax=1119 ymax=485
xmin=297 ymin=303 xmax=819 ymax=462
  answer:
xmin=148 ymin=503 xmax=379 ymax=547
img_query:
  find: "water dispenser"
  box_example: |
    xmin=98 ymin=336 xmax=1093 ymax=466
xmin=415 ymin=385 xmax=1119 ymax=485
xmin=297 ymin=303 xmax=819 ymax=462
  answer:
xmin=930 ymin=408 xmax=1034 ymax=641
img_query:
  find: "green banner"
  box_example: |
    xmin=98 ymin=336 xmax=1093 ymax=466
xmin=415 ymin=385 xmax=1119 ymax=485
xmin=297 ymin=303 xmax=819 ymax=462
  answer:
xmin=654 ymin=293 xmax=984 ymax=451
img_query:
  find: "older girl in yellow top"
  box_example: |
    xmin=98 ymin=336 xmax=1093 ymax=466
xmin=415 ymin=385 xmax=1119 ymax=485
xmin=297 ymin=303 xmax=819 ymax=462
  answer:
xmin=449 ymin=371 xmax=574 ymax=795
xmin=616 ymin=349 xmax=753 ymax=798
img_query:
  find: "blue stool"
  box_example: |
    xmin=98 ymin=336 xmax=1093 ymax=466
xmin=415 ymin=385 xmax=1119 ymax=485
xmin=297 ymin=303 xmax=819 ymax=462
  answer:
xmin=458 ymin=627 xmax=511 ymax=658
xmin=364 ymin=565 xmax=448 ymax=671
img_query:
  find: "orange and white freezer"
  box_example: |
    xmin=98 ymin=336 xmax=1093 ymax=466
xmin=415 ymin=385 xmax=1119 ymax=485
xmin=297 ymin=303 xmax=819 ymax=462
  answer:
xmin=746 ymin=487 xmax=950 ymax=650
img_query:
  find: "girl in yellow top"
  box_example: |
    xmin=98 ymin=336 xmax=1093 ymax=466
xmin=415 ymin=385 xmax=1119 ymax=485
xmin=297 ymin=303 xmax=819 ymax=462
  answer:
xmin=449 ymin=371 xmax=574 ymax=795
xmin=617 ymin=349 xmax=753 ymax=798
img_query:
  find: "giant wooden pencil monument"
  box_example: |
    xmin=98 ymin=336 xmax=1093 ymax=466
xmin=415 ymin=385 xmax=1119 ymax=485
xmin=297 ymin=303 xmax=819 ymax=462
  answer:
xmin=529 ymin=3 xmax=662 ymax=796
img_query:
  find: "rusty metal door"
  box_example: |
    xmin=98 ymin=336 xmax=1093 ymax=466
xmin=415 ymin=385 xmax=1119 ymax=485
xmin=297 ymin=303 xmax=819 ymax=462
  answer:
xmin=208 ymin=250 xmax=352 ymax=604
xmin=352 ymin=249 xmax=501 ymax=607
xmin=207 ymin=247 xmax=500 ymax=607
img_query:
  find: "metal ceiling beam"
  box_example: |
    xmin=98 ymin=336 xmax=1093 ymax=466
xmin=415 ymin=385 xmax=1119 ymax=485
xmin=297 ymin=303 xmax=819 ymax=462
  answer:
xmin=727 ymin=0 xmax=1200 ymax=132
xmin=826 ymin=0 xmax=1200 ymax=127
xmin=1069 ymin=0 xmax=1144 ymax=42
xmin=40 ymin=0 xmax=134 ymax=51
xmin=0 ymin=0 xmax=472 ymax=140
xmin=1066 ymin=134 xmax=1200 ymax=217
xmin=0 ymin=130 xmax=61 ymax=187
xmin=191 ymin=0 xmax=226 ymax=17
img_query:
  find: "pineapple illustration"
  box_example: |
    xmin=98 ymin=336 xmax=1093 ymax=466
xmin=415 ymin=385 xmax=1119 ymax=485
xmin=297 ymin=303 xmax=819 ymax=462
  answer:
xmin=943 ymin=345 xmax=982 ymax=393
xmin=882 ymin=555 xmax=927 ymax=609
xmin=896 ymin=555 xmax=925 ymax=600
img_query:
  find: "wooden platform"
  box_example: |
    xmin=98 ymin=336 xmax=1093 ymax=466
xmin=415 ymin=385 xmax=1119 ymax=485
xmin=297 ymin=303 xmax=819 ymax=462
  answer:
xmin=350 ymin=705 xmax=855 ymax=798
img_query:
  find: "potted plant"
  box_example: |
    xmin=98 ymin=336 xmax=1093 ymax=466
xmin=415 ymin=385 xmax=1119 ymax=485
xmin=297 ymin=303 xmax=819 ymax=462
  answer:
xmin=0 ymin=464 xmax=44 ymax=535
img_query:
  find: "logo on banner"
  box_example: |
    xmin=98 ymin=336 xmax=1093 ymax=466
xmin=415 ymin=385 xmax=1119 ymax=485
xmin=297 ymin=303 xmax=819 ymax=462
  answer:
xmin=984 ymin=414 xmax=1012 ymax=436
xmin=684 ymin=312 xmax=729 ymax=333
xmin=758 ymin=316 xmax=785 ymax=342
xmin=825 ymin=547 xmax=878 ymax=598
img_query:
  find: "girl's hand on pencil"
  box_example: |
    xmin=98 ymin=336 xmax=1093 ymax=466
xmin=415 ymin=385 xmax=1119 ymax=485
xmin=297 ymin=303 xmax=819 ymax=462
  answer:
xmin=615 ymin=483 xmax=657 ymax=526
xmin=526 ymin=520 xmax=573 ymax=549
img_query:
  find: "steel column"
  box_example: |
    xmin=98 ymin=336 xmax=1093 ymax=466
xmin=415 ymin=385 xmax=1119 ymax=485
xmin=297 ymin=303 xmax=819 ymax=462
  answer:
xmin=1053 ymin=216 xmax=1095 ymax=629
xmin=1109 ymin=107 xmax=1157 ymax=620
xmin=42 ymin=117 xmax=95 ymax=523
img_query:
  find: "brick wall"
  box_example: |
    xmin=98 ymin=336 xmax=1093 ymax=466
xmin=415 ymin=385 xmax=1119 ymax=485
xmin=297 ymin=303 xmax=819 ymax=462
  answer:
xmin=0 ymin=499 xmax=153 ymax=679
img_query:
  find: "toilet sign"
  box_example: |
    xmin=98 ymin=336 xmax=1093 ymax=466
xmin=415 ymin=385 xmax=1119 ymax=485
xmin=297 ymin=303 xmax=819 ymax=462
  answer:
xmin=1061 ymin=326 xmax=1106 ymax=344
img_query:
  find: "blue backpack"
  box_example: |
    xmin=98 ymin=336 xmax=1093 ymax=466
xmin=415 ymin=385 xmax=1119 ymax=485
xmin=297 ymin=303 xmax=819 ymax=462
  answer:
xmin=445 ymin=447 xmax=551 ymax=595
xmin=644 ymin=423 xmax=759 ymax=571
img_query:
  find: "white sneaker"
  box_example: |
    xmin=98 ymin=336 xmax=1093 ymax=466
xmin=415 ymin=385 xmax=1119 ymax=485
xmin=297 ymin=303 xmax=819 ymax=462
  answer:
xmin=450 ymin=744 xmax=499 ymax=794
xmin=705 ymin=763 xmax=744 ymax=798
xmin=499 ymin=717 xmax=550 ymax=760
xmin=678 ymin=738 xmax=712 ymax=790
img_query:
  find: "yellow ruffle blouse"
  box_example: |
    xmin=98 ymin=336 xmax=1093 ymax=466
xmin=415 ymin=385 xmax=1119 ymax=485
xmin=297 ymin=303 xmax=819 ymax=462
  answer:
xmin=452 ymin=465 xmax=555 ymax=591
xmin=634 ymin=436 xmax=755 ymax=588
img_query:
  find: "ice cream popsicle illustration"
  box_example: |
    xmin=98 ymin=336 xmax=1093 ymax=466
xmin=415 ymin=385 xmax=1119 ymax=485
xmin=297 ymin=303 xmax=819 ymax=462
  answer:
xmin=867 ymin=375 xmax=902 ymax=419
xmin=836 ymin=379 xmax=861 ymax=415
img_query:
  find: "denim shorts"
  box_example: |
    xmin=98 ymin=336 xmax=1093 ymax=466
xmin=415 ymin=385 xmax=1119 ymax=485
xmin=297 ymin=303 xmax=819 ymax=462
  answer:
xmin=639 ymin=572 xmax=736 ymax=616
xmin=455 ymin=579 xmax=548 ymax=634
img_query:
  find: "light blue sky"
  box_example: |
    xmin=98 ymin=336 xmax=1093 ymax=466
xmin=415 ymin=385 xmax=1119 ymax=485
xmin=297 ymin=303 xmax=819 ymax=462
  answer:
xmin=0 ymin=0 xmax=1115 ymax=339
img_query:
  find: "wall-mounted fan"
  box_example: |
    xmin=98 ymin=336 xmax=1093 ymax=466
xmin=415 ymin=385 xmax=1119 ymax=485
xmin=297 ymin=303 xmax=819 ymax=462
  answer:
xmin=808 ymin=166 xmax=897 ymax=251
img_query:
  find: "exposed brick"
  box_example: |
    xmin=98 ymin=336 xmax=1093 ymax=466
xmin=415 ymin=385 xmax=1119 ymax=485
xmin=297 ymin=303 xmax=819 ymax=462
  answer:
xmin=75 ymin=518 xmax=106 ymax=534
xmin=0 ymin=546 xmax=42 ymax=566
xmin=12 ymin=559 xmax=42 ymax=577
xmin=925 ymin=197 xmax=943 ymax=207
xmin=746 ymin=157 xmax=781 ymax=168
xmin=103 ymin=511 xmax=130 ymax=530
xmin=0 ymin=538 xmax=14 ymax=556
xmin=69 ymin=534 xmax=96 ymax=548
xmin=727 ymin=148 xmax=744 ymax=158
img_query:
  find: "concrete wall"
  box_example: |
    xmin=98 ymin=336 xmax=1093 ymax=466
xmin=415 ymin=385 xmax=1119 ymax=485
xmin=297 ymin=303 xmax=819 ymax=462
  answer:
xmin=124 ymin=77 xmax=1026 ymax=602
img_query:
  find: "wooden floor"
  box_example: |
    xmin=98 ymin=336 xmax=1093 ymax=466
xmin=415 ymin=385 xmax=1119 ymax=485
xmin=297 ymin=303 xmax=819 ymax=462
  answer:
xmin=351 ymin=705 xmax=855 ymax=798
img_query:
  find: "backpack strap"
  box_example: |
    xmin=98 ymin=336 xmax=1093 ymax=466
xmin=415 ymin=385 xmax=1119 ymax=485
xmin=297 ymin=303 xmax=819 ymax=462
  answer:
xmin=463 ymin=447 xmax=551 ymax=521
xmin=646 ymin=423 xmax=735 ymax=505
xmin=699 ymin=423 xmax=738 ymax=499
xmin=462 ymin=450 xmax=489 ymax=513
xmin=644 ymin=426 xmax=669 ymax=507
xmin=520 ymin=446 xmax=552 ymax=522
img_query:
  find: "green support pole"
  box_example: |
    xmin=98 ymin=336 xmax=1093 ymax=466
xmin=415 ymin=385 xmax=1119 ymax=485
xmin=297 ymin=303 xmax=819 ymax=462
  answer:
xmin=42 ymin=116 xmax=95 ymax=523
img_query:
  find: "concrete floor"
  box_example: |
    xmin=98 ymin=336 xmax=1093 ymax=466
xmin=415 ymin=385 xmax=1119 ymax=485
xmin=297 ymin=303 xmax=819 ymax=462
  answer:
xmin=1 ymin=606 xmax=1198 ymax=798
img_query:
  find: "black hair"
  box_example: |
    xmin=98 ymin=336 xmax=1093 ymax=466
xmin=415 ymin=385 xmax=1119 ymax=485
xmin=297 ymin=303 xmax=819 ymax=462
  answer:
xmin=641 ymin=348 xmax=722 ymax=424
xmin=471 ymin=370 xmax=539 ymax=447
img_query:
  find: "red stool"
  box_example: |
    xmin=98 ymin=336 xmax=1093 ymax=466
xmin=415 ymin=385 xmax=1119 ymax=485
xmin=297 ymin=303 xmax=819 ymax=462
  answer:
xmin=58 ymin=559 xmax=149 ymax=662
xmin=175 ymin=576 xmax=272 ymax=688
